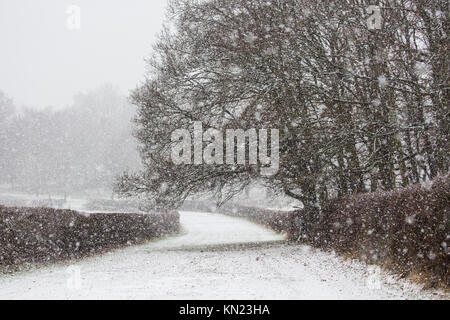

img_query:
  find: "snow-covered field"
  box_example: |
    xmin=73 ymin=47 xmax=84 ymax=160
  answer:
xmin=0 ymin=210 xmax=446 ymax=300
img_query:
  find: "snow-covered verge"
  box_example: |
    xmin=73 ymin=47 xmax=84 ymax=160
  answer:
xmin=0 ymin=205 xmax=179 ymax=272
xmin=0 ymin=211 xmax=446 ymax=300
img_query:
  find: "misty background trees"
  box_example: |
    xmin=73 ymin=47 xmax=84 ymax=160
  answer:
xmin=0 ymin=85 xmax=140 ymax=197
xmin=117 ymin=0 xmax=448 ymax=209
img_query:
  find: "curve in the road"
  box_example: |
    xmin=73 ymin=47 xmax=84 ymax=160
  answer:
xmin=0 ymin=211 xmax=445 ymax=300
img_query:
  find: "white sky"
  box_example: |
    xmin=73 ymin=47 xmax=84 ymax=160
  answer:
xmin=0 ymin=0 xmax=168 ymax=109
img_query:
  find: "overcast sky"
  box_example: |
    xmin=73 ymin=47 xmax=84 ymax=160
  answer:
xmin=0 ymin=0 xmax=168 ymax=109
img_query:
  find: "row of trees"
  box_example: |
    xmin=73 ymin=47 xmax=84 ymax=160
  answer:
xmin=117 ymin=0 xmax=448 ymax=210
xmin=0 ymin=85 xmax=140 ymax=197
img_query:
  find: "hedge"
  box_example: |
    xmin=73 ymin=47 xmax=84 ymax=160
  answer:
xmin=0 ymin=206 xmax=180 ymax=271
xmin=310 ymin=174 xmax=449 ymax=287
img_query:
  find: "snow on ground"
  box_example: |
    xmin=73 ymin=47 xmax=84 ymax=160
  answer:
xmin=62 ymin=198 xmax=88 ymax=211
xmin=0 ymin=211 xmax=446 ymax=300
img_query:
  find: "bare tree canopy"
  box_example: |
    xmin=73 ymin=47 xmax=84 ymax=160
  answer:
xmin=116 ymin=0 xmax=449 ymax=210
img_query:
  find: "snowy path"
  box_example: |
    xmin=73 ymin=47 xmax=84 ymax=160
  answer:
xmin=0 ymin=211 xmax=445 ymax=300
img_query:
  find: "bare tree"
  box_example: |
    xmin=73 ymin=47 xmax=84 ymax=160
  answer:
xmin=116 ymin=0 xmax=449 ymax=210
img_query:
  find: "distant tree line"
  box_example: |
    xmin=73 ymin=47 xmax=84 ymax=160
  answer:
xmin=0 ymin=85 xmax=140 ymax=197
xmin=117 ymin=0 xmax=448 ymax=210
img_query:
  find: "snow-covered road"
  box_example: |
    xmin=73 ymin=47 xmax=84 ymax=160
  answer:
xmin=0 ymin=211 xmax=445 ymax=300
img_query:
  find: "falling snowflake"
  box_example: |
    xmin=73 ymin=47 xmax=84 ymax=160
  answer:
xmin=405 ymin=215 xmax=416 ymax=225
xmin=378 ymin=75 xmax=388 ymax=89
xmin=244 ymin=32 xmax=258 ymax=45
xmin=371 ymin=98 xmax=381 ymax=107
